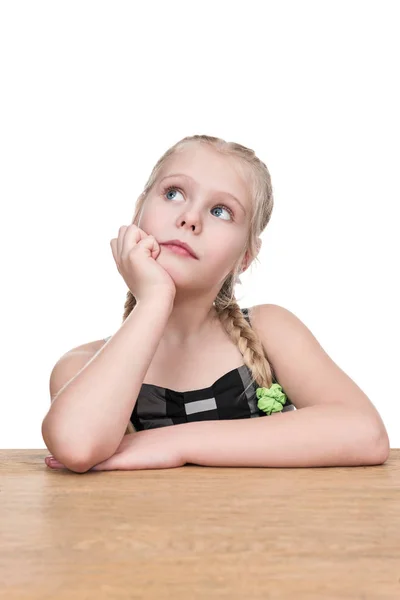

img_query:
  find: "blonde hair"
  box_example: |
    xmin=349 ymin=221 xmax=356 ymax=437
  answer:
xmin=123 ymin=134 xmax=277 ymax=435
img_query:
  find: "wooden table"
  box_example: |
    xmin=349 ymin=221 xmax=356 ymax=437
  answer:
xmin=1 ymin=449 xmax=399 ymax=599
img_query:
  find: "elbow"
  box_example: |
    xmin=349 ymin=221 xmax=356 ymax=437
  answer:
xmin=363 ymin=424 xmax=390 ymax=466
xmin=373 ymin=430 xmax=390 ymax=465
xmin=48 ymin=452 xmax=94 ymax=474
xmin=41 ymin=417 xmax=95 ymax=473
xmin=373 ymin=413 xmax=391 ymax=464
xmin=63 ymin=459 xmax=94 ymax=474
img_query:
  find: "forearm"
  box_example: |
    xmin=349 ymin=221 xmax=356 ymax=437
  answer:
xmin=42 ymin=295 xmax=174 ymax=466
xmin=176 ymin=404 xmax=389 ymax=468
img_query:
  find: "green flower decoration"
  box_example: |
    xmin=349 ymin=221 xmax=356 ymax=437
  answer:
xmin=256 ymin=383 xmax=287 ymax=416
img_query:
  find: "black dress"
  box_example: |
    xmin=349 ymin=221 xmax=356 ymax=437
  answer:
xmin=104 ymin=307 xmax=295 ymax=431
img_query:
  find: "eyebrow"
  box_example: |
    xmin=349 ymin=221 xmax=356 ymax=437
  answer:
xmin=159 ymin=173 xmax=247 ymax=214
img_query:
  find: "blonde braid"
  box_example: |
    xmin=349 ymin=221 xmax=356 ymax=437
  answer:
xmin=214 ymin=274 xmax=275 ymax=394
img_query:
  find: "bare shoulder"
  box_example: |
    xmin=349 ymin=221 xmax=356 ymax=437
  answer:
xmin=48 ymin=337 xmax=108 ymax=402
xmin=248 ymin=302 xmax=331 ymax=367
xmin=248 ymin=302 xmax=308 ymax=328
xmin=247 ymin=303 xmax=287 ymax=336
xmin=247 ymin=303 xmax=388 ymax=428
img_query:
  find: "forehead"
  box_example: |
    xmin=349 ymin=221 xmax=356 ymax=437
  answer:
xmin=159 ymin=144 xmax=252 ymax=204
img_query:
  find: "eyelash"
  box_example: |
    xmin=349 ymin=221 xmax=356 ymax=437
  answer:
xmin=162 ymin=185 xmax=235 ymax=220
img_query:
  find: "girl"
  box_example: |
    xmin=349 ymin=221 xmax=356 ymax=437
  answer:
xmin=43 ymin=134 xmax=389 ymax=472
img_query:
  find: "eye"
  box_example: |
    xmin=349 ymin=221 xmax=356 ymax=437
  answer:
xmin=162 ymin=185 xmax=234 ymax=221
xmin=164 ymin=185 xmax=184 ymax=202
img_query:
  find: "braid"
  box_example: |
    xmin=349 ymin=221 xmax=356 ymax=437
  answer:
xmin=214 ymin=275 xmax=275 ymax=394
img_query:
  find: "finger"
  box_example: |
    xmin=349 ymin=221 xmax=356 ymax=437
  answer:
xmin=110 ymin=238 xmax=118 ymax=266
xmin=117 ymin=225 xmax=128 ymax=257
xmin=121 ymin=224 xmax=144 ymax=260
xmin=45 ymin=458 xmax=65 ymax=469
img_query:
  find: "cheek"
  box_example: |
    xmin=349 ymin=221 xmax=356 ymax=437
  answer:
xmin=209 ymin=235 xmax=241 ymax=255
xmin=139 ymin=205 xmax=168 ymax=236
xmin=204 ymin=241 xmax=239 ymax=271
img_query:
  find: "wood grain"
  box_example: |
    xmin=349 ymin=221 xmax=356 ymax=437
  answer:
xmin=0 ymin=449 xmax=399 ymax=599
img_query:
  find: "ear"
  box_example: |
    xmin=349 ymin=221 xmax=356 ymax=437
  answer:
xmin=240 ymin=238 xmax=262 ymax=273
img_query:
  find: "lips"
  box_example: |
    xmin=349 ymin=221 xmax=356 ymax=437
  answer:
xmin=160 ymin=239 xmax=198 ymax=259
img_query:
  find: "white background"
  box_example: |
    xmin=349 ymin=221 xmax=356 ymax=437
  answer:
xmin=1 ymin=0 xmax=398 ymax=449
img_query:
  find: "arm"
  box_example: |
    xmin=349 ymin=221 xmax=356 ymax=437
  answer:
xmin=46 ymin=405 xmax=388 ymax=472
xmin=42 ymin=294 xmax=174 ymax=470
xmin=173 ymin=303 xmax=382 ymax=469
xmin=173 ymin=302 xmax=391 ymax=469
xmin=174 ymin=405 xmax=389 ymax=468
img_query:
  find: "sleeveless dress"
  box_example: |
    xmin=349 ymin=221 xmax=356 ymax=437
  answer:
xmin=104 ymin=307 xmax=295 ymax=431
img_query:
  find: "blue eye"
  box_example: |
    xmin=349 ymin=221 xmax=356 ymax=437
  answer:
xmin=162 ymin=185 xmax=234 ymax=220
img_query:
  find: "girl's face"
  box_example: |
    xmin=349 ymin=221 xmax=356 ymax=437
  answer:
xmin=138 ymin=144 xmax=253 ymax=294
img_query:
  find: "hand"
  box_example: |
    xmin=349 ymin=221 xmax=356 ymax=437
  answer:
xmin=44 ymin=426 xmax=187 ymax=471
xmin=110 ymin=224 xmax=176 ymax=302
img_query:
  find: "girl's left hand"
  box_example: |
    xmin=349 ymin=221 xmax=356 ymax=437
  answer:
xmin=44 ymin=426 xmax=187 ymax=471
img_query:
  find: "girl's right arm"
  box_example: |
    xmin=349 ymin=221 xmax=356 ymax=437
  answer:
xmin=41 ymin=294 xmax=174 ymax=473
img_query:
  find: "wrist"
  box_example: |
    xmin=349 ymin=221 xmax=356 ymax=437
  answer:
xmin=137 ymin=292 xmax=175 ymax=312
